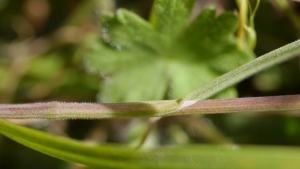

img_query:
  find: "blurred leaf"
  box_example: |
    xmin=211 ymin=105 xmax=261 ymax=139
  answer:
xmin=64 ymin=0 xmax=94 ymax=26
xmin=252 ymin=67 xmax=282 ymax=92
xmin=0 ymin=0 xmax=7 ymax=11
xmin=0 ymin=65 xmax=8 ymax=93
xmin=27 ymin=54 xmax=64 ymax=80
xmin=2 ymin=119 xmax=300 ymax=169
xmin=83 ymin=0 xmax=254 ymax=102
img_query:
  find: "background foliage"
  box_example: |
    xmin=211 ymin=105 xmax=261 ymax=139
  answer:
xmin=0 ymin=0 xmax=300 ymax=168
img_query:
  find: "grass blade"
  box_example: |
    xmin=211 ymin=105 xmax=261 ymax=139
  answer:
xmin=2 ymin=119 xmax=300 ymax=168
xmin=181 ymin=39 xmax=300 ymax=102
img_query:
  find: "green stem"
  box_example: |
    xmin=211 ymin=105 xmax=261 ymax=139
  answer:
xmin=237 ymin=0 xmax=248 ymax=50
xmin=246 ymin=0 xmax=260 ymax=50
xmin=182 ymin=39 xmax=300 ymax=102
xmin=149 ymin=0 xmax=158 ymax=27
xmin=1 ymin=95 xmax=300 ymax=119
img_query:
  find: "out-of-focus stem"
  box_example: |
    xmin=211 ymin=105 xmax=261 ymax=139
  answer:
xmin=0 ymin=95 xmax=300 ymax=120
xmin=275 ymin=0 xmax=300 ymax=38
xmin=135 ymin=117 xmax=161 ymax=149
xmin=173 ymin=116 xmax=233 ymax=145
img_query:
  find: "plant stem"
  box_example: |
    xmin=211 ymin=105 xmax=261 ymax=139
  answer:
xmin=237 ymin=0 xmax=248 ymax=50
xmin=182 ymin=39 xmax=300 ymax=102
xmin=0 ymin=95 xmax=300 ymax=120
xmin=172 ymin=116 xmax=233 ymax=144
xmin=135 ymin=117 xmax=161 ymax=149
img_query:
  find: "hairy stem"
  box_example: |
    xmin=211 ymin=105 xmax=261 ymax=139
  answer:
xmin=182 ymin=39 xmax=300 ymax=102
xmin=0 ymin=95 xmax=300 ymax=120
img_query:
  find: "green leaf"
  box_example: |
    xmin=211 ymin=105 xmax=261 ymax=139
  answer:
xmin=83 ymin=0 xmax=254 ymax=102
xmin=149 ymin=0 xmax=194 ymax=36
xmin=0 ymin=120 xmax=135 ymax=169
xmin=27 ymin=53 xmax=64 ymax=79
xmin=102 ymin=9 xmax=166 ymax=53
xmin=3 ymin=119 xmax=300 ymax=169
xmin=99 ymin=60 xmax=168 ymax=101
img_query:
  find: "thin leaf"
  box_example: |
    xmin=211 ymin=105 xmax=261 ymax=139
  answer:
xmin=0 ymin=120 xmax=135 ymax=169
xmin=181 ymin=39 xmax=300 ymax=102
xmin=2 ymin=119 xmax=300 ymax=168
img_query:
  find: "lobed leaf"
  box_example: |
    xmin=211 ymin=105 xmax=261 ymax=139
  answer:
xmin=150 ymin=0 xmax=195 ymax=36
xmin=83 ymin=0 xmax=253 ymax=102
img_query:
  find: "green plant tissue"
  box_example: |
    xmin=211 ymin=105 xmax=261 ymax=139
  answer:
xmin=83 ymin=0 xmax=254 ymax=102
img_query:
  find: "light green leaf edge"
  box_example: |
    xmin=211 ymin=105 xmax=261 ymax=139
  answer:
xmin=2 ymin=119 xmax=300 ymax=169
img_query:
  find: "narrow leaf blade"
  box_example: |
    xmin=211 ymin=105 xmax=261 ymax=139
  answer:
xmin=2 ymin=119 xmax=300 ymax=169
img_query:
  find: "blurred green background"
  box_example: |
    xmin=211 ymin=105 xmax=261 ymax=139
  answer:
xmin=0 ymin=0 xmax=300 ymax=168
